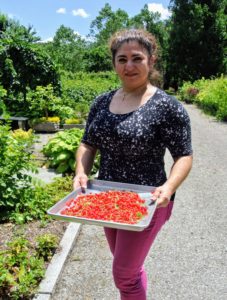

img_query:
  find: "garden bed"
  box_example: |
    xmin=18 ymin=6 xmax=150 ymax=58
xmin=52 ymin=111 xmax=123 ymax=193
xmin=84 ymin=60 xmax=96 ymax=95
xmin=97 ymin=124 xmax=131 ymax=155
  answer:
xmin=0 ymin=218 xmax=68 ymax=299
xmin=0 ymin=219 xmax=67 ymax=253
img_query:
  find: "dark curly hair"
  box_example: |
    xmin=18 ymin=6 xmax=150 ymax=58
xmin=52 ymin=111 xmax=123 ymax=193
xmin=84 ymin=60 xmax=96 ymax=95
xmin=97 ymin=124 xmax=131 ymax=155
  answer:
xmin=109 ymin=28 xmax=161 ymax=86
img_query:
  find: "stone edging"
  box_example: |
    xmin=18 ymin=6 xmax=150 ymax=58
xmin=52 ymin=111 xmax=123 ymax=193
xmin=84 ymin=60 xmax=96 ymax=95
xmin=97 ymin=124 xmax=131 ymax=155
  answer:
xmin=33 ymin=222 xmax=82 ymax=300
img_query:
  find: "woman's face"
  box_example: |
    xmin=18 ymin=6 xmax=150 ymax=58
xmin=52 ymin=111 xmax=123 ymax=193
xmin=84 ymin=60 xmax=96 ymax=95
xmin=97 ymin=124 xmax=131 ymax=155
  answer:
xmin=114 ymin=41 xmax=153 ymax=89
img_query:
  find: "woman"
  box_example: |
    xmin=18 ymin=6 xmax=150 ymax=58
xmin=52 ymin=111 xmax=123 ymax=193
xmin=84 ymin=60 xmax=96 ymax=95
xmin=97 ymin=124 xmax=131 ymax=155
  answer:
xmin=73 ymin=29 xmax=193 ymax=300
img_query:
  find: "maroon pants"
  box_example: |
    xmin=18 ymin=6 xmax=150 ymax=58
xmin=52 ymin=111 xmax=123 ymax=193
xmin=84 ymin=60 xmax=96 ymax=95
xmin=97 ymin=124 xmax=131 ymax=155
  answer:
xmin=104 ymin=202 xmax=174 ymax=300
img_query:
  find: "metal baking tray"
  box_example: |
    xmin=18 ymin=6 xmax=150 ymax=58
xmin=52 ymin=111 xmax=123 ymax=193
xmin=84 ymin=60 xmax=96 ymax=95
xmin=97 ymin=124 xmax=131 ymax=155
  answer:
xmin=47 ymin=179 xmax=157 ymax=231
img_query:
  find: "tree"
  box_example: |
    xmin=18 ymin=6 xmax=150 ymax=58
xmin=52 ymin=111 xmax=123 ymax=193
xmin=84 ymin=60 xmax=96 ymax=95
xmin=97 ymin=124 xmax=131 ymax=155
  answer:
xmin=88 ymin=4 xmax=170 ymax=77
xmin=130 ymin=4 xmax=170 ymax=84
xmin=166 ymin=0 xmax=227 ymax=89
xmin=83 ymin=45 xmax=112 ymax=72
xmin=43 ymin=25 xmax=88 ymax=72
xmin=130 ymin=5 xmax=167 ymax=47
xmin=0 ymin=13 xmax=61 ymax=106
xmin=89 ymin=3 xmax=130 ymax=45
xmin=0 ymin=12 xmax=40 ymax=43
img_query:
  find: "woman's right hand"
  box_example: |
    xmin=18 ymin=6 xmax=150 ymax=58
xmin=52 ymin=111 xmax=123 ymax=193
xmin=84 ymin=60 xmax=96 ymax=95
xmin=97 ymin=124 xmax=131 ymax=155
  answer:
xmin=73 ymin=173 xmax=88 ymax=191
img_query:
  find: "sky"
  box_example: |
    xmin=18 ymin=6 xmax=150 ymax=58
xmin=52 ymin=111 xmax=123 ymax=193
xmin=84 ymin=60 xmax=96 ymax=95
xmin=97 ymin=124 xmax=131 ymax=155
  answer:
xmin=0 ymin=1 xmax=171 ymax=42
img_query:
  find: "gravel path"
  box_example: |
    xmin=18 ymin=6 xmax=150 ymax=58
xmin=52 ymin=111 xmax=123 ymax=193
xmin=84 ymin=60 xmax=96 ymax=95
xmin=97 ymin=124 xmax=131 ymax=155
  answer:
xmin=52 ymin=104 xmax=227 ymax=300
xmin=31 ymin=133 xmax=62 ymax=183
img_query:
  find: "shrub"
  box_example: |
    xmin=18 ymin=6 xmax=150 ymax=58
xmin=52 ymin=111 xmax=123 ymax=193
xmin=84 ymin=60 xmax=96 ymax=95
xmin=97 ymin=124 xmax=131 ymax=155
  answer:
xmin=65 ymin=118 xmax=83 ymax=124
xmin=179 ymin=76 xmax=227 ymax=121
xmin=0 ymin=233 xmax=59 ymax=299
xmin=27 ymin=85 xmax=62 ymax=119
xmin=35 ymin=234 xmax=59 ymax=261
xmin=0 ymin=124 xmax=37 ymax=221
xmin=9 ymin=185 xmax=53 ymax=224
xmin=0 ymin=124 xmax=75 ymax=223
xmin=39 ymin=116 xmax=60 ymax=123
xmin=42 ymin=128 xmax=84 ymax=173
xmin=61 ymin=71 xmax=120 ymax=108
xmin=10 ymin=129 xmax=35 ymax=146
xmin=0 ymin=237 xmax=45 ymax=299
xmin=44 ymin=175 xmax=74 ymax=204
xmin=42 ymin=128 xmax=100 ymax=176
xmin=196 ymin=76 xmax=227 ymax=121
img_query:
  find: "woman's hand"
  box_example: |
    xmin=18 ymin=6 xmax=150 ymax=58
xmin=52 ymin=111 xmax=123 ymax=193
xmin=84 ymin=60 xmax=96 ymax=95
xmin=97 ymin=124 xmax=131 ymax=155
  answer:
xmin=73 ymin=173 xmax=88 ymax=191
xmin=153 ymin=155 xmax=193 ymax=208
xmin=152 ymin=184 xmax=173 ymax=208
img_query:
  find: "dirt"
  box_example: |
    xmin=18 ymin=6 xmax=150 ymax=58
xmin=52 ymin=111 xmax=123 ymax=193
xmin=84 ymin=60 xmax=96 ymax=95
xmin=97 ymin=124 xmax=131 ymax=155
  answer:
xmin=0 ymin=219 xmax=68 ymax=252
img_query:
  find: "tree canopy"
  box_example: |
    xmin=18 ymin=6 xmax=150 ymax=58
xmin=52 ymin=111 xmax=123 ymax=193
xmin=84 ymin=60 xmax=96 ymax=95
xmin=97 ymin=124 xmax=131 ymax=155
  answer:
xmin=0 ymin=13 xmax=61 ymax=102
xmin=166 ymin=0 xmax=227 ymax=88
xmin=0 ymin=1 xmax=226 ymax=94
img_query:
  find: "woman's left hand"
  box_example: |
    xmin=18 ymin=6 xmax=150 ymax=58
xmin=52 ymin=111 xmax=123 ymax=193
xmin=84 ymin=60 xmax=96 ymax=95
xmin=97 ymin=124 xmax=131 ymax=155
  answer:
xmin=152 ymin=184 xmax=173 ymax=208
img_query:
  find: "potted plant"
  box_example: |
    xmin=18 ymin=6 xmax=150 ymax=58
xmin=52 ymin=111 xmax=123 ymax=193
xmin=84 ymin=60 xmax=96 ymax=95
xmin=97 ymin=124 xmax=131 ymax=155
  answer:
xmin=63 ymin=117 xmax=85 ymax=129
xmin=31 ymin=116 xmax=60 ymax=132
xmin=63 ymin=102 xmax=88 ymax=130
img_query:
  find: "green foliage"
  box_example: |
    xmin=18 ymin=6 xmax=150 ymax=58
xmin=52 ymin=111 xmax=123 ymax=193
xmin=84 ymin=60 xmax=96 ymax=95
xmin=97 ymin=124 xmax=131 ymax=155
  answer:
xmin=35 ymin=234 xmax=59 ymax=261
xmin=42 ymin=128 xmax=84 ymax=173
xmin=9 ymin=184 xmax=53 ymax=224
xmin=61 ymin=71 xmax=120 ymax=108
xmin=196 ymin=76 xmax=227 ymax=121
xmin=179 ymin=76 xmax=227 ymax=121
xmin=42 ymin=128 xmax=100 ymax=176
xmin=0 ymin=124 xmax=37 ymax=221
xmin=0 ymin=85 xmax=7 ymax=98
xmin=44 ymin=25 xmax=88 ymax=73
xmin=0 ymin=13 xmax=61 ymax=115
xmin=0 ymin=40 xmax=61 ymax=103
xmin=27 ymin=85 xmax=62 ymax=119
xmin=83 ymin=45 xmax=112 ymax=72
xmin=166 ymin=0 xmax=226 ymax=88
xmin=0 ymin=124 xmax=74 ymax=223
xmin=44 ymin=176 xmax=74 ymax=204
xmin=65 ymin=118 xmax=84 ymax=124
xmin=0 ymin=237 xmax=45 ymax=299
xmin=10 ymin=175 xmax=75 ymax=224
xmin=89 ymin=3 xmax=130 ymax=44
xmin=10 ymin=128 xmax=35 ymax=145
xmin=0 ymin=85 xmax=7 ymax=115
xmin=0 ymin=124 xmax=73 ymax=223
xmin=0 ymin=12 xmax=40 ymax=43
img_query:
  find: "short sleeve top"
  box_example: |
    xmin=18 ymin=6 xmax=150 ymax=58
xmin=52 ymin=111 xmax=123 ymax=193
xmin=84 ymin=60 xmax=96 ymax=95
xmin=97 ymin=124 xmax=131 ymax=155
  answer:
xmin=82 ymin=88 xmax=193 ymax=187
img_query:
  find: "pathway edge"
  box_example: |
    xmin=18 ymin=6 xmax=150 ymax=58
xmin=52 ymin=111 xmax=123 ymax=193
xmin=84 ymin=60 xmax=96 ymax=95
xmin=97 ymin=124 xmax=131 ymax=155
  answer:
xmin=33 ymin=222 xmax=81 ymax=300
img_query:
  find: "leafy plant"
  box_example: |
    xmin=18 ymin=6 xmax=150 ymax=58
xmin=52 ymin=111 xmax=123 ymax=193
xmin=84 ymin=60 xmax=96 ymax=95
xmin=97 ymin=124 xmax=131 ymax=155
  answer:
xmin=42 ymin=128 xmax=84 ymax=173
xmin=0 ymin=124 xmax=73 ymax=223
xmin=9 ymin=185 xmax=53 ymax=224
xmin=0 ymin=124 xmax=37 ymax=221
xmin=39 ymin=116 xmax=60 ymax=123
xmin=196 ymin=76 xmax=227 ymax=121
xmin=61 ymin=71 xmax=120 ymax=108
xmin=0 ymin=85 xmax=7 ymax=98
xmin=35 ymin=234 xmax=59 ymax=261
xmin=27 ymin=84 xmax=62 ymax=120
xmin=44 ymin=175 xmax=74 ymax=204
xmin=0 ymin=237 xmax=45 ymax=299
xmin=179 ymin=76 xmax=227 ymax=121
xmin=10 ymin=129 xmax=35 ymax=147
xmin=64 ymin=118 xmax=83 ymax=124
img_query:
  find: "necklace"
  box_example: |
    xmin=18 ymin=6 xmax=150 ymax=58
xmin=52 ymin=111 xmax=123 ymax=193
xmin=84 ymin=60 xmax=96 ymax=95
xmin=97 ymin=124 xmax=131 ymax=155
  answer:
xmin=122 ymin=93 xmax=127 ymax=102
xmin=121 ymin=85 xmax=148 ymax=102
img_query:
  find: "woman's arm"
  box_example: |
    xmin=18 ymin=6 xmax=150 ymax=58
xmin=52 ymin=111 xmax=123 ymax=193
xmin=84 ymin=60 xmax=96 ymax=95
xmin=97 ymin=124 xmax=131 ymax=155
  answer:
xmin=152 ymin=155 xmax=193 ymax=207
xmin=73 ymin=143 xmax=97 ymax=190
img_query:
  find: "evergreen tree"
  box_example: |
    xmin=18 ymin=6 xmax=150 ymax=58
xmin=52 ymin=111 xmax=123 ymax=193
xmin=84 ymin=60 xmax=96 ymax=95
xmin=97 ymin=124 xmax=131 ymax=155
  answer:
xmin=166 ymin=0 xmax=226 ymax=89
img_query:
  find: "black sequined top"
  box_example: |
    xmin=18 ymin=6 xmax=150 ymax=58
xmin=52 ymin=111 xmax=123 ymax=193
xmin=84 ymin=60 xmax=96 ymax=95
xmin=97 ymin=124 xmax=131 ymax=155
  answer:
xmin=82 ymin=88 xmax=192 ymax=187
